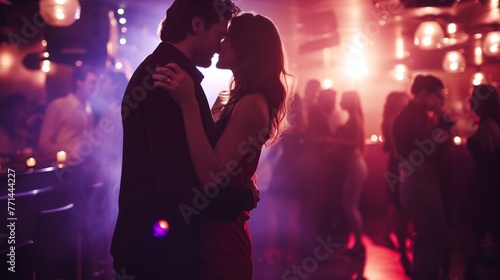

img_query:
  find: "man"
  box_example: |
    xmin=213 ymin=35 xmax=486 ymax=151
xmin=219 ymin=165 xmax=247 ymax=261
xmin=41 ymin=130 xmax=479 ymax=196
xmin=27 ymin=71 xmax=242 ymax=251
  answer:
xmin=111 ymin=1 xmax=253 ymax=279
xmin=392 ymin=74 xmax=454 ymax=280
xmin=37 ymin=65 xmax=98 ymax=163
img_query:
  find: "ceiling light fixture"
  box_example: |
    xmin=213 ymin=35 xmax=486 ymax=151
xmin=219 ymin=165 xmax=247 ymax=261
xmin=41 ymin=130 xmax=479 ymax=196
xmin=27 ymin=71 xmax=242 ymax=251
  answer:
xmin=39 ymin=0 xmax=81 ymax=27
xmin=442 ymin=50 xmax=466 ymax=73
xmin=482 ymin=31 xmax=500 ymax=56
xmin=414 ymin=21 xmax=445 ymax=50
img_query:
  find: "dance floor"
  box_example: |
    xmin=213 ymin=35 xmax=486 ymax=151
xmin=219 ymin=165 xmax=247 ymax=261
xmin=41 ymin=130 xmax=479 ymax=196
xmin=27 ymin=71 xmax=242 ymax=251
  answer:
xmin=249 ymin=202 xmax=499 ymax=280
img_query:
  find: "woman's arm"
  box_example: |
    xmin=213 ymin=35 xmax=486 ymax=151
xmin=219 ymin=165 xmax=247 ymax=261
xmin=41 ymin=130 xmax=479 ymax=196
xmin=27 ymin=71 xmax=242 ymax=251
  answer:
xmin=180 ymin=94 xmax=269 ymax=188
xmin=153 ymin=64 xmax=270 ymax=188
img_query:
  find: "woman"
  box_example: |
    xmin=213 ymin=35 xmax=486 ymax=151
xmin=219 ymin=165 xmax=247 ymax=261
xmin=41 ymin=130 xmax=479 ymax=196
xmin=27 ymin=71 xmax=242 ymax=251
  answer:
xmin=463 ymin=84 xmax=500 ymax=279
xmin=265 ymin=93 xmax=305 ymax=265
xmin=153 ymin=13 xmax=290 ymax=280
xmin=336 ymin=91 xmax=368 ymax=256
xmin=381 ymin=91 xmax=412 ymax=276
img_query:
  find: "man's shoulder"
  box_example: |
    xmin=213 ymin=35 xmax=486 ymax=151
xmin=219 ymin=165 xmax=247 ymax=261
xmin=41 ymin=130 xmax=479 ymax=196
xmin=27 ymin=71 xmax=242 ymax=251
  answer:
xmin=46 ymin=94 xmax=72 ymax=110
xmin=393 ymin=107 xmax=412 ymax=131
xmin=127 ymin=51 xmax=177 ymax=87
xmin=394 ymin=105 xmax=413 ymax=121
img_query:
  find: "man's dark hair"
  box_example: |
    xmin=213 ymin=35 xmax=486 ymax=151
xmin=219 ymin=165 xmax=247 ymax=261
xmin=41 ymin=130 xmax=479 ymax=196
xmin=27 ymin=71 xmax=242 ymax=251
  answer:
xmin=160 ymin=0 xmax=240 ymax=43
xmin=73 ymin=65 xmax=98 ymax=90
xmin=410 ymin=74 xmax=444 ymax=96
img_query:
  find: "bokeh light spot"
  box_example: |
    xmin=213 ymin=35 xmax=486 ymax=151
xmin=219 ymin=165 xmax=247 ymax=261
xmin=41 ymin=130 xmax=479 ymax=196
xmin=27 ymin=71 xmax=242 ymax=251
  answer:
xmin=153 ymin=219 xmax=170 ymax=238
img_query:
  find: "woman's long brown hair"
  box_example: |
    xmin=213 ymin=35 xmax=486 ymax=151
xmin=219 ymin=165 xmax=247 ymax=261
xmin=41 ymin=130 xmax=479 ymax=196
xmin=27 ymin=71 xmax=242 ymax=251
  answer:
xmin=222 ymin=13 xmax=293 ymax=144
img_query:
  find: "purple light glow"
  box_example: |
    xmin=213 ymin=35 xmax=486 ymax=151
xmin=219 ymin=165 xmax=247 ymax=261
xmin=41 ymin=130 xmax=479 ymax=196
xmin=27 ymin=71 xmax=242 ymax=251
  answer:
xmin=153 ymin=219 xmax=169 ymax=238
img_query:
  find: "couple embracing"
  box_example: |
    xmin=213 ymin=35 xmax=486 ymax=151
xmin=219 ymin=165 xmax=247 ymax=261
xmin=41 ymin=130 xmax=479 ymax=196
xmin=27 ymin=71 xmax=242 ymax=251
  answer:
xmin=111 ymin=1 xmax=291 ymax=279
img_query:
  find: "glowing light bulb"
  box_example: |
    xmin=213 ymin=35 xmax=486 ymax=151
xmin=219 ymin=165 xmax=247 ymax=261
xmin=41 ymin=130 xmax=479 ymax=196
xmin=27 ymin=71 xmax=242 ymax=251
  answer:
xmin=39 ymin=0 xmax=81 ymax=27
xmin=322 ymin=79 xmax=333 ymax=89
xmin=472 ymin=72 xmax=484 ymax=86
xmin=414 ymin=21 xmax=444 ymax=50
xmin=443 ymin=51 xmax=466 ymax=73
xmin=483 ymin=31 xmax=500 ymax=56
xmin=57 ymin=151 xmax=67 ymax=164
xmin=392 ymin=64 xmax=409 ymax=82
xmin=447 ymin=23 xmax=457 ymax=34
xmin=41 ymin=60 xmax=51 ymax=73
xmin=26 ymin=157 xmax=36 ymax=168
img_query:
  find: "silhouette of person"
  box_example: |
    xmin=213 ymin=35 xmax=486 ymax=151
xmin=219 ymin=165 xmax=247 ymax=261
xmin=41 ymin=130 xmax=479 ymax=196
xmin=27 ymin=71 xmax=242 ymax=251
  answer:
xmin=110 ymin=1 xmax=250 ymax=279
xmin=302 ymin=88 xmax=343 ymax=252
xmin=265 ymin=93 xmax=306 ymax=264
xmin=36 ymin=66 xmax=98 ymax=163
xmin=303 ymin=79 xmax=321 ymax=127
xmin=393 ymin=74 xmax=454 ymax=280
xmin=153 ymin=12 xmax=290 ymax=280
xmin=336 ymin=91 xmax=368 ymax=257
xmin=381 ymin=91 xmax=412 ymax=276
xmin=463 ymin=84 xmax=500 ymax=279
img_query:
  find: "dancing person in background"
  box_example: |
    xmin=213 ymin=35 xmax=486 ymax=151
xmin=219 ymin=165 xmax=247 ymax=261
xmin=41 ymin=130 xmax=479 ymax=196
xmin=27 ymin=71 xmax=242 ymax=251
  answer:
xmin=37 ymin=66 xmax=98 ymax=161
xmin=381 ymin=91 xmax=413 ymax=276
xmin=393 ymin=75 xmax=454 ymax=280
xmin=462 ymin=84 xmax=500 ymax=280
xmin=265 ymin=93 xmax=306 ymax=265
xmin=153 ymin=12 xmax=291 ymax=280
xmin=336 ymin=91 xmax=368 ymax=257
xmin=303 ymin=88 xmax=343 ymax=253
xmin=303 ymin=79 xmax=321 ymax=124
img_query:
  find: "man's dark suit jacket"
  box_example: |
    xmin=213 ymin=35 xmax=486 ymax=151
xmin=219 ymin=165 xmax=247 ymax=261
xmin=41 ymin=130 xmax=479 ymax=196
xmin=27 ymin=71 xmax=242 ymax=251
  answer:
xmin=110 ymin=42 xmax=216 ymax=277
xmin=111 ymin=42 xmax=255 ymax=279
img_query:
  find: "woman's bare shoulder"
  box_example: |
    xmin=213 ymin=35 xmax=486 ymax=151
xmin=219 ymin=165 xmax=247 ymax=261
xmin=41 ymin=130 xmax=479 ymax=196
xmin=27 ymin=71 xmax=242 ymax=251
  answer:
xmin=231 ymin=93 xmax=269 ymax=124
xmin=236 ymin=93 xmax=268 ymax=110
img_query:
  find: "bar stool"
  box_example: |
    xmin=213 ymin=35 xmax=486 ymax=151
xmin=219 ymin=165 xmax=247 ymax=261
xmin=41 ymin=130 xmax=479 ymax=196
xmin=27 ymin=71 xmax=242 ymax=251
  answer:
xmin=33 ymin=203 xmax=79 ymax=280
